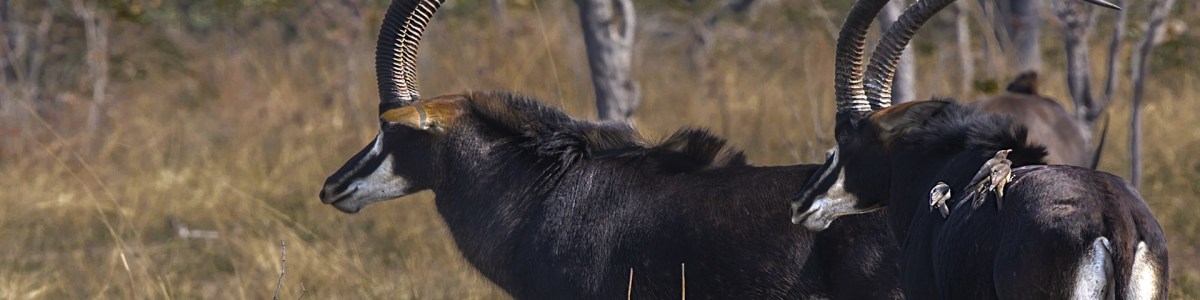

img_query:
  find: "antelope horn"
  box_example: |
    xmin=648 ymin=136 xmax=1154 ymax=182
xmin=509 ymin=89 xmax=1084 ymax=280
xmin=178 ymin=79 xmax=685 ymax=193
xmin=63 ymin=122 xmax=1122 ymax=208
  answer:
xmin=376 ymin=0 xmax=445 ymax=109
xmin=833 ymin=0 xmax=891 ymax=118
xmin=863 ymin=0 xmax=1120 ymax=110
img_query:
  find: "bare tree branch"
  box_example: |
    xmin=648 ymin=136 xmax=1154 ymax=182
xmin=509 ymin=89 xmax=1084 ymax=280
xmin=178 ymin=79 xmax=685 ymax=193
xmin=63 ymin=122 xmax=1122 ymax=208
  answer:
xmin=72 ymin=0 xmax=110 ymax=136
xmin=1010 ymin=0 xmax=1042 ymax=72
xmin=1131 ymin=0 xmax=1176 ymax=188
xmin=273 ymin=240 xmax=286 ymax=300
xmin=1102 ymin=0 xmax=1127 ymax=104
xmin=1052 ymin=1 xmax=1100 ymax=146
xmin=2 ymin=1 xmax=57 ymax=122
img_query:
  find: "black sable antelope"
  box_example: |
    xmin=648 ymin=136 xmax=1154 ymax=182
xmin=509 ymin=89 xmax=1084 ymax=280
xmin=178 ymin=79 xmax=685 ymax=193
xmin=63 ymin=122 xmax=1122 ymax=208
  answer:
xmin=971 ymin=71 xmax=1104 ymax=168
xmin=790 ymin=0 xmax=1167 ymax=299
xmin=318 ymin=0 xmax=900 ymax=298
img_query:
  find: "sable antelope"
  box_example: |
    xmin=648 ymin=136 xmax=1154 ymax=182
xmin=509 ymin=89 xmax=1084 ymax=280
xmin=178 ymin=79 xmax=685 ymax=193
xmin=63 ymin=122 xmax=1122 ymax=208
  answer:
xmin=318 ymin=0 xmax=901 ymax=298
xmin=790 ymin=0 xmax=1167 ymax=298
xmin=970 ymin=71 xmax=1103 ymax=168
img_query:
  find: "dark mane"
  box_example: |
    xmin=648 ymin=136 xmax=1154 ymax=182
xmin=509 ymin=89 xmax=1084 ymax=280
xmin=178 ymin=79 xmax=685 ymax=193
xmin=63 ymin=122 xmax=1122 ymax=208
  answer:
xmin=1005 ymin=71 xmax=1039 ymax=95
xmin=895 ymin=99 xmax=1048 ymax=166
xmin=648 ymin=129 xmax=749 ymax=173
xmin=466 ymin=91 xmax=747 ymax=171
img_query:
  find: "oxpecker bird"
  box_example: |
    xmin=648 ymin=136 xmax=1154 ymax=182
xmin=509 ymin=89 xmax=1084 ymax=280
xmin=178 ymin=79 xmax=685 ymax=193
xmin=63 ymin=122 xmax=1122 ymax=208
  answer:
xmin=930 ymin=182 xmax=951 ymax=218
xmin=957 ymin=149 xmax=1013 ymax=214
xmin=986 ymin=157 xmax=1014 ymax=209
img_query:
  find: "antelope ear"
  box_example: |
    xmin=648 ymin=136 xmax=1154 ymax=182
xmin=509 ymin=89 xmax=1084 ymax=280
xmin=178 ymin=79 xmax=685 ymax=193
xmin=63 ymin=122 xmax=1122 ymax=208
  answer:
xmin=380 ymin=97 xmax=466 ymax=131
xmin=381 ymin=106 xmax=433 ymax=129
xmin=869 ymin=100 xmax=949 ymax=143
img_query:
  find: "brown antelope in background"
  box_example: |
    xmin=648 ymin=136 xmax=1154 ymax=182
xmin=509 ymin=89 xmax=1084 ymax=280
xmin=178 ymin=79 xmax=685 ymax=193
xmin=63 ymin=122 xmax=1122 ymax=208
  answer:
xmin=971 ymin=71 xmax=1106 ymax=168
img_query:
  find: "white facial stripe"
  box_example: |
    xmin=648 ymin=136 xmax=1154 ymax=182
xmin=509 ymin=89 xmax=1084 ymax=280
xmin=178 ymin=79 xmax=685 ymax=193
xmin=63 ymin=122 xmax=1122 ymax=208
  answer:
xmin=325 ymin=133 xmax=385 ymax=196
xmin=368 ymin=132 xmax=384 ymax=156
xmin=796 ymin=170 xmax=865 ymax=231
xmin=325 ymin=132 xmax=413 ymax=211
xmin=327 ymin=153 xmax=413 ymax=212
xmin=348 ymin=154 xmax=411 ymax=202
xmin=816 ymin=147 xmax=840 ymax=180
xmin=792 ymin=147 xmax=839 ymax=215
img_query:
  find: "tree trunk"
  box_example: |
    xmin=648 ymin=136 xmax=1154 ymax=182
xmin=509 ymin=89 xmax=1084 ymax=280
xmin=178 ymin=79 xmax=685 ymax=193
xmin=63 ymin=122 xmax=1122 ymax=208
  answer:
xmin=975 ymin=0 xmax=1001 ymax=80
xmin=73 ymin=0 xmax=109 ymax=135
xmin=955 ymin=1 xmax=975 ymax=93
xmin=1130 ymin=0 xmax=1176 ymax=188
xmin=575 ymin=0 xmax=639 ymax=122
xmin=1052 ymin=1 xmax=1100 ymax=148
xmin=491 ymin=0 xmax=507 ymax=28
xmin=876 ymin=0 xmax=915 ymax=103
xmin=1009 ymin=0 xmax=1042 ymax=72
xmin=1102 ymin=0 xmax=1126 ymax=104
xmin=1 ymin=1 xmax=56 ymax=122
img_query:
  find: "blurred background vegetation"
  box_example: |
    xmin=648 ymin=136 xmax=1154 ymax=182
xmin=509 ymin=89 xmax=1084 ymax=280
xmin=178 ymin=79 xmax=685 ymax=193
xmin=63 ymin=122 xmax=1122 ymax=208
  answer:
xmin=1 ymin=0 xmax=1197 ymax=298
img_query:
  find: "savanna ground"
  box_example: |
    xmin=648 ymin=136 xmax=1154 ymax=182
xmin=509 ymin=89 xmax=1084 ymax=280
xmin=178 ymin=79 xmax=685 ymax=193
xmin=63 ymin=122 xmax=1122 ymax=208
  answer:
xmin=1 ymin=0 xmax=1198 ymax=298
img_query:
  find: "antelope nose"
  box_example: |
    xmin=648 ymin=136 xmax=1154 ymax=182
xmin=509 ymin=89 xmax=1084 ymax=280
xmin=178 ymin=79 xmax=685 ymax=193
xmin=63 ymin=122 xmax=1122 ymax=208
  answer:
xmin=319 ymin=187 xmax=334 ymax=204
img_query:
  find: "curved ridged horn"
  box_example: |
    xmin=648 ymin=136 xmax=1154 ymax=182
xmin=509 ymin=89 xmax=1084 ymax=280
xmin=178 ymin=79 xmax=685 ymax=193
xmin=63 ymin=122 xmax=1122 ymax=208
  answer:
xmin=833 ymin=0 xmax=891 ymax=117
xmin=863 ymin=0 xmax=1120 ymax=110
xmin=376 ymin=0 xmax=445 ymax=107
xmin=862 ymin=0 xmax=956 ymax=110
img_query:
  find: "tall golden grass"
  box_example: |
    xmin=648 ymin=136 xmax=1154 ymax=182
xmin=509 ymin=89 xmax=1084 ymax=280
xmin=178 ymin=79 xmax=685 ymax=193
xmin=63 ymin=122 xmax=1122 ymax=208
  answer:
xmin=1 ymin=3 xmax=1197 ymax=298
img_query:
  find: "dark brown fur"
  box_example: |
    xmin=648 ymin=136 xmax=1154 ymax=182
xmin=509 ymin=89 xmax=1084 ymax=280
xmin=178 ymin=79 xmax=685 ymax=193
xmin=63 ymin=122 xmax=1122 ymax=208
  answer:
xmin=969 ymin=72 xmax=1091 ymax=167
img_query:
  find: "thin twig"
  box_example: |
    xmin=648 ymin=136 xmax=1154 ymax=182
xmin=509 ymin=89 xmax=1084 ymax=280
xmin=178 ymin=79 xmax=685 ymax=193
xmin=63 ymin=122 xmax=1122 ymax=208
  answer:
xmin=680 ymin=263 xmax=686 ymax=300
xmin=626 ymin=267 xmax=634 ymax=300
xmin=273 ymin=241 xmax=287 ymax=300
xmin=531 ymin=1 xmax=566 ymax=107
xmin=681 ymin=262 xmax=691 ymax=300
xmin=297 ymin=282 xmax=307 ymax=300
xmin=17 ymin=100 xmax=136 ymax=295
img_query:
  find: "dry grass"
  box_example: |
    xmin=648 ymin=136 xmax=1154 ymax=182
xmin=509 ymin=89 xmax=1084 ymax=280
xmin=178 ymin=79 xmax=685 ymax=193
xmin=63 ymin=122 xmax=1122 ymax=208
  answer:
xmin=1 ymin=3 xmax=1198 ymax=299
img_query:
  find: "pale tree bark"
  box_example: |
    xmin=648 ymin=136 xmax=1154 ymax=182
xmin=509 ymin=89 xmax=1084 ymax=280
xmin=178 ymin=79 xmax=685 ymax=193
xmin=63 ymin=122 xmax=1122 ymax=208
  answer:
xmin=575 ymin=0 xmax=639 ymax=122
xmin=954 ymin=1 xmax=975 ymax=93
xmin=1052 ymin=1 xmax=1100 ymax=142
xmin=1 ymin=0 xmax=56 ymax=123
xmin=876 ymin=0 xmax=915 ymax=103
xmin=72 ymin=0 xmax=110 ymax=135
xmin=1009 ymin=0 xmax=1042 ymax=72
xmin=1102 ymin=0 xmax=1126 ymax=104
xmin=1130 ymin=0 xmax=1176 ymax=188
xmin=491 ymin=0 xmax=507 ymax=29
xmin=978 ymin=0 xmax=1040 ymax=71
xmin=974 ymin=0 xmax=1002 ymax=79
